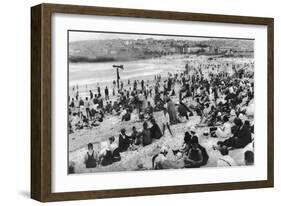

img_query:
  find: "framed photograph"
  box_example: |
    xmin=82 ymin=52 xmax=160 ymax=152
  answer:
xmin=31 ymin=3 xmax=274 ymax=202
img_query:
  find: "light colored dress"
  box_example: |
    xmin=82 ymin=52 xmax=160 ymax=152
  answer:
xmin=216 ymin=121 xmax=232 ymax=138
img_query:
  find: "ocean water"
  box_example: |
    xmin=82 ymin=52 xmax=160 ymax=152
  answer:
xmin=69 ymin=54 xmax=188 ymax=87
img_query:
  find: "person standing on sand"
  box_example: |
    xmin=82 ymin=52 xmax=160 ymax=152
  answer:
xmin=85 ymin=97 xmax=91 ymax=119
xmin=162 ymin=108 xmax=173 ymax=136
xmin=97 ymin=83 xmax=101 ymax=95
xmin=105 ymin=86 xmax=109 ymax=100
xmin=167 ymin=98 xmax=177 ymax=124
xmin=89 ymin=90 xmax=93 ymax=99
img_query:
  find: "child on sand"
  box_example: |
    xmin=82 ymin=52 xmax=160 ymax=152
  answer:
xmin=84 ymin=143 xmax=98 ymax=168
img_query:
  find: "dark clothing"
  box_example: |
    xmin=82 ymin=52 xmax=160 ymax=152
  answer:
xmin=142 ymin=128 xmax=152 ymax=146
xmin=150 ymin=123 xmax=162 ymax=139
xmin=219 ymin=124 xmax=252 ymax=149
xmin=105 ymin=88 xmax=109 ymax=96
xmin=100 ymin=150 xmax=113 ymax=166
xmin=188 ymin=148 xmax=201 ymax=162
xmin=100 ymin=150 xmax=112 ymax=166
xmin=79 ymin=99 xmax=84 ymax=106
xmin=70 ymin=101 xmax=75 ymax=108
xmin=197 ymin=144 xmax=209 ymax=166
xmin=235 ymin=124 xmax=252 ymax=148
xmin=131 ymin=130 xmax=141 ymax=145
xmin=178 ymin=102 xmax=191 ymax=119
xmin=112 ymin=148 xmax=121 ymax=162
xmin=85 ymin=152 xmax=97 ymax=168
xmin=185 ymin=144 xmax=209 ymax=168
xmin=118 ymin=134 xmax=130 ymax=152
xmin=122 ymin=112 xmax=131 ymax=121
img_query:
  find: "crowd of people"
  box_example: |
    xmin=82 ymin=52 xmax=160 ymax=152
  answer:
xmin=68 ymin=57 xmax=255 ymax=172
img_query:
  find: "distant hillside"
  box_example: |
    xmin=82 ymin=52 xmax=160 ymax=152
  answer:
xmin=69 ymin=38 xmax=254 ymax=63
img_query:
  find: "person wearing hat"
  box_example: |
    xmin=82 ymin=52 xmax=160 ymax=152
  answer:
xmin=98 ymin=141 xmax=113 ymax=166
xmin=190 ymin=126 xmax=197 ymax=136
xmin=109 ymin=136 xmax=121 ymax=162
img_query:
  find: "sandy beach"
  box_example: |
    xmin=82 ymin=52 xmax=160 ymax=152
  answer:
xmin=68 ymin=54 xmax=254 ymax=174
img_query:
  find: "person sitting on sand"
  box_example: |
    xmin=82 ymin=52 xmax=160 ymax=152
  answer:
xmin=215 ymin=115 xmax=232 ymax=138
xmin=172 ymin=131 xmax=192 ymax=156
xmin=84 ymin=143 xmax=98 ymax=168
xmin=216 ymin=118 xmax=252 ymax=150
xmin=68 ymin=161 xmax=75 ymax=174
xmin=99 ymin=141 xmax=113 ymax=166
xmin=81 ymin=115 xmax=90 ymax=128
xmin=150 ymin=118 xmax=162 ymax=139
xmin=244 ymin=150 xmax=254 ymax=165
xmin=118 ymin=128 xmax=130 ymax=152
xmin=152 ymin=146 xmax=185 ymax=169
xmin=200 ymin=103 xmax=211 ymax=124
xmin=216 ymin=146 xmax=237 ymax=167
xmin=184 ymin=136 xmax=203 ymax=168
xmin=109 ymin=136 xmax=121 ymax=163
xmin=152 ymin=146 xmax=169 ymax=169
xmin=130 ymin=126 xmax=142 ymax=145
xmin=181 ymin=131 xmax=193 ymax=154
xmin=184 ymin=136 xmax=209 ymax=168
xmin=177 ymin=101 xmax=192 ymax=122
xmin=70 ymin=113 xmax=81 ymax=130
xmin=121 ymin=108 xmax=131 ymax=121
xmin=141 ymin=121 xmax=152 ymax=146
xmin=144 ymin=101 xmax=154 ymax=119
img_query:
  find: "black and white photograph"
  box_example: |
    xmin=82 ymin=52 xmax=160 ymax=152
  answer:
xmin=67 ymin=31 xmax=255 ymax=174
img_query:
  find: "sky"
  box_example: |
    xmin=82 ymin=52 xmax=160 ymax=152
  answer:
xmin=69 ymin=31 xmax=212 ymax=42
